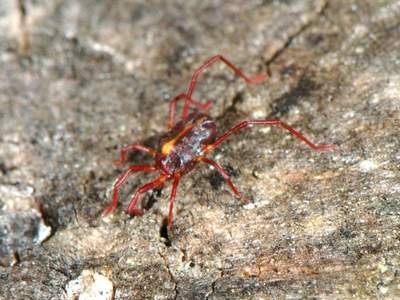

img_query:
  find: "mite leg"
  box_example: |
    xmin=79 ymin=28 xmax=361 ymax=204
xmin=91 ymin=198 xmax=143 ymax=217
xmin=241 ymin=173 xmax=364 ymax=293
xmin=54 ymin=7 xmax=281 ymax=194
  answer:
xmin=199 ymin=157 xmax=241 ymax=198
xmin=102 ymin=164 xmax=156 ymax=217
xmin=127 ymin=175 xmax=169 ymax=217
xmin=204 ymin=119 xmax=336 ymax=153
xmin=167 ymin=175 xmax=181 ymax=229
xmin=181 ymin=55 xmax=267 ymax=118
xmin=168 ymin=93 xmax=213 ymax=129
xmin=113 ymin=144 xmax=156 ymax=167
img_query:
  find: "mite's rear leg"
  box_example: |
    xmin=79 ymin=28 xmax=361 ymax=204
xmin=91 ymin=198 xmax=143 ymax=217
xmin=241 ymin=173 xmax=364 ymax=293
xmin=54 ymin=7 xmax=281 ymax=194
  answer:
xmin=199 ymin=157 xmax=241 ymax=198
xmin=181 ymin=55 xmax=267 ymax=118
xmin=102 ymin=164 xmax=156 ymax=217
xmin=113 ymin=144 xmax=156 ymax=167
xmin=167 ymin=175 xmax=181 ymax=229
xmin=127 ymin=175 xmax=169 ymax=217
xmin=168 ymin=93 xmax=213 ymax=128
xmin=204 ymin=119 xmax=336 ymax=153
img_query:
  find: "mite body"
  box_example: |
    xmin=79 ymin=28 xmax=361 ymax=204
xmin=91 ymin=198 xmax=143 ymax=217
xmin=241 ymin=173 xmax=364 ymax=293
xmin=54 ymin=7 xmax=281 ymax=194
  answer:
xmin=103 ymin=55 xmax=335 ymax=229
xmin=156 ymin=112 xmax=216 ymax=175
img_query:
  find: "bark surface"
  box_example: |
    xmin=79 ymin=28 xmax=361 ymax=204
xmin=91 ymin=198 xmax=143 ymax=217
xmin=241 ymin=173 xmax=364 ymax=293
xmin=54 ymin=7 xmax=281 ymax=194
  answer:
xmin=0 ymin=0 xmax=399 ymax=299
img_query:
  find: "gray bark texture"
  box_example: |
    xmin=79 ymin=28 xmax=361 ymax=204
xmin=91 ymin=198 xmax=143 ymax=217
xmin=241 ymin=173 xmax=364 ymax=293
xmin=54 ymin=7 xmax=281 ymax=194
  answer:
xmin=0 ymin=0 xmax=399 ymax=299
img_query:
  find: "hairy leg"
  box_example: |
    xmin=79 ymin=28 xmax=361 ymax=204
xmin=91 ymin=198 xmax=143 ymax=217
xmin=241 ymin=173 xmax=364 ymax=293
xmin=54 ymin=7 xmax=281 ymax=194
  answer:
xmin=102 ymin=164 xmax=156 ymax=216
xmin=127 ymin=174 xmax=169 ymax=216
xmin=167 ymin=175 xmax=181 ymax=229
xmin=181 ymin=55 xmax=267 ymax=119
xmin=199 ymin=157 xmax=241 ymax=197
xmin=204 ymin=119 xmax=336 ymax=153
xmin=168 ymin=93 xmax=212 ymax=128
xmin=113 ymin=144 xmax=156 ymax=167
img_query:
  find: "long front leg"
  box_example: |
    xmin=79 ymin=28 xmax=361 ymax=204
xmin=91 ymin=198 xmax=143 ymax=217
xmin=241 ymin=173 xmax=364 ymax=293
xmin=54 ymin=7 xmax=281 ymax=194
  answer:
xmin=113 ymin=144 xmax=156 ymax=167
xmin=181 ymin=55 xmax=267 ymax=119
xmin=102 ymin=164 xmax=156 ymax=217
xmin=198 ymin=157 xmax=241 ymax=198
xmin=204 ymin=119 xmax=336 ymax=154
xmin=127 ymin=174 xmax=169 ymax=216
xmin=167 ymin=175 xmax=181 ymax=229
xmin=168 ymin=93 xmax=213 ymax=129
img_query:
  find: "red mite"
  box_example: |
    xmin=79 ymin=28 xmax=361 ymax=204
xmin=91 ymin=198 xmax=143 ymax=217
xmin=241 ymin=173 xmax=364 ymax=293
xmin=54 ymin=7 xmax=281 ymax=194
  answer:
xmin=102 ymin=55 xmax=335 ymax=228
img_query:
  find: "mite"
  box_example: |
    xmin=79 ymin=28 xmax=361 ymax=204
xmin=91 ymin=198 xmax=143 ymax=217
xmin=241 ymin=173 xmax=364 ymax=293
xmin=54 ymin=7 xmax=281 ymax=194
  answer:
xmin=102 ymin=55 xmax=335 ymax=228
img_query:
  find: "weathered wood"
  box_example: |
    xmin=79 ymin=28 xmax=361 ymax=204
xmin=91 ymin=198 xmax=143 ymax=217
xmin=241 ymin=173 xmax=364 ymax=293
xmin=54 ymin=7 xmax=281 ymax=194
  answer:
xmin=0 ymin=0 xmax=399 ymax=299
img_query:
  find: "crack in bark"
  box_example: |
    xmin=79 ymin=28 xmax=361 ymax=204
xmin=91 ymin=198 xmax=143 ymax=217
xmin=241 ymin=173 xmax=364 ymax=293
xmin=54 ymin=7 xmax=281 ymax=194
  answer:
xmin=224 ymin=1 xmax=329 ymax=117
xmin=264 ymin=0 xmax=328 ymax=67
xmin=206 ymin=269 xmax=224 ymax=299
xmin=17 ymin=0 xmax=30 ymax=55
xmin=158 ymin=249 xmax=178 ymax=300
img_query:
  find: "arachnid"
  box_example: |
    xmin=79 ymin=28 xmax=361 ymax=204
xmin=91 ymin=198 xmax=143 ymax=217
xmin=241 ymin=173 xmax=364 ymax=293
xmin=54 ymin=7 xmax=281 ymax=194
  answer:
xmin=102 ymin=55 xmax=335 ymax=228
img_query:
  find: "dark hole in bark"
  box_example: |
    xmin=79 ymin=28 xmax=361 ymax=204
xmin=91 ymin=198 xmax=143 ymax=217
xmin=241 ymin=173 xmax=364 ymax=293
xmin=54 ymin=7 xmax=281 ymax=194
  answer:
xmin=159 ymin=217 xmax=171 ymax=247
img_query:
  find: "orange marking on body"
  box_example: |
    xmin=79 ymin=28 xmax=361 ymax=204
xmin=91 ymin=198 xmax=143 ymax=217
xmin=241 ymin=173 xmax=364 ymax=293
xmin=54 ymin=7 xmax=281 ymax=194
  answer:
xmin=161 ymin=139 xmax=176 ymax=155
xmin=161 ymin=116 xmax=206 ymax=155
xmin=161 ymin=125 xmax=195 ymax=155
